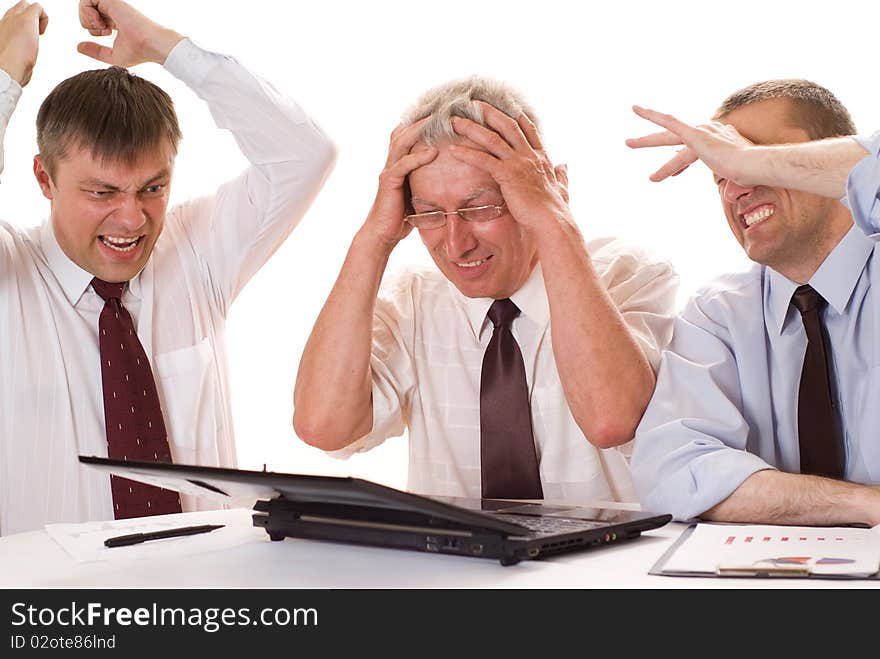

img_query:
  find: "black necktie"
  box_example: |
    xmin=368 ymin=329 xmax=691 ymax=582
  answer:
xmin=480 ymin=298 xmax=543 ymax=499
xmin=93 ymin=278 xmax=182 ymax=519
xmin=791 ymin=284 xmax=844 ymax=479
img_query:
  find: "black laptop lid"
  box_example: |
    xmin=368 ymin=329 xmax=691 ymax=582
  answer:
xmin=78 ymin=456 xmax=529 ymax=535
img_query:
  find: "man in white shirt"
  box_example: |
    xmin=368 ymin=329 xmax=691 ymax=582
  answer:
xmin=0 ymin=0 xmax=335 ymax=534
xmin=294 ymin=77 xmax=677 ymax=503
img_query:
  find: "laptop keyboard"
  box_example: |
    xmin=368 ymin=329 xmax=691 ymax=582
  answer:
xmin=491 ymin=514 xmax=606 ymax=536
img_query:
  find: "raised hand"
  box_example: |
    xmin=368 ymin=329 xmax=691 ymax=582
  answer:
xmin=626 ymin=105 xmax=758 ymax=185
xmin=0 ymin=1 xmax=48 ymax=87
xmin=446 ymin=101 xmax=571 ymax=232
xmin=77 ymin=0 xmax=183 ymax=67
xmin=362 ymin=118 xmax=437 ymax=247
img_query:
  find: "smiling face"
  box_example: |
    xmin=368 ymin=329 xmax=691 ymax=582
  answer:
xmin=35 ymin=142 xmax=175 ymax=283
xmin=408 ymin=141 xmax=538 ymax=299
xmin=715 ymin=98 xmax=852 ymax=281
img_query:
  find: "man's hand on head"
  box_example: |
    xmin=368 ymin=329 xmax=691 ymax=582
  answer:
xmin=626 ymin=105 xmax=760 ymax=186
xmin=0 ymin=1 xmax=48 ymax=87
xmin=448 ymin=101 xmax=572 ymax=232
xmin=77 ymin=0 xmax=183 ymax=67
xmin=361 ymin=118 xmax=437 ymax=251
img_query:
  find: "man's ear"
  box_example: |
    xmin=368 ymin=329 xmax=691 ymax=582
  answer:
xmin=33 ymin=155 xmax=54 ymax=200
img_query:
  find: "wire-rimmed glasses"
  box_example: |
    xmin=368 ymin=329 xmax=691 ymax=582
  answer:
xmin=403 ymin=203 xmax=506 ymax=229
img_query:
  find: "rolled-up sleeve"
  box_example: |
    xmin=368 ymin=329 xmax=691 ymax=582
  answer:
xmin=595 ymin=240 xmax=679 ymax=371
xmin=325 ymin=279 xmax=415 ymax=459
xmin=631 ymin=294 xmax=772 ymax=520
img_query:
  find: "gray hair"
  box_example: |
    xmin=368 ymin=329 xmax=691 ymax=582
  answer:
xmin=401 ymin=75 xmax=541 ymax=145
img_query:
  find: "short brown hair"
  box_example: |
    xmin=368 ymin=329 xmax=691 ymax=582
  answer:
xmin=714 ymin=79 xmax=855 ymax=140
xmin=36 ymin=66 xmax=182 ymax=178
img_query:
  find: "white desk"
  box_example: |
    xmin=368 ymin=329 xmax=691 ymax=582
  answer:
xmin=1 ymin=508 xmax=877 ymax=588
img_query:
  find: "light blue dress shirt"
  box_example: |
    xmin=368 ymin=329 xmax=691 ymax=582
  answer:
xmin=631 ymin=131 xmax=880 ymax=521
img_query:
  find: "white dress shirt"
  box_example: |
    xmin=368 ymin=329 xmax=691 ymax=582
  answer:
xmin=0 ymin=39 xmax=336 ymax=535
xmin=330 ymin=237 xmax=678 ymax=504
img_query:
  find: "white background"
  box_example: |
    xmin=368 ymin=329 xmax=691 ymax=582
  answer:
xmin=3 ymin=0 xmax=878 ymax=490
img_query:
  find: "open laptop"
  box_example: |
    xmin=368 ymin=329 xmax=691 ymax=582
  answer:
xmin=79 ymin=456 xmax=671 ymax=566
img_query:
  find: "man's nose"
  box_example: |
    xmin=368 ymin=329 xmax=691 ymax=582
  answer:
xmin=111 ymin=193 xmax=147 ymax=232
xmin=444 ymin=214 xmax=478 ymax=257
xmin=722 ymin=179 xmax=757 ymax=204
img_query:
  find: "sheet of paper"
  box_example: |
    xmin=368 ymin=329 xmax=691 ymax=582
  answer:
xmin=664 ymin=523 xmax=880 ymax=576
xmin=45 ymin=507 xmax=263 ymax=563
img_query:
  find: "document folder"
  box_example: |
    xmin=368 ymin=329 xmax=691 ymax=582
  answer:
xmin=651 ymin=522 xmax=880 ymax=579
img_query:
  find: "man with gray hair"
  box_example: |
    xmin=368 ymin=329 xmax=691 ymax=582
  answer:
xmin=294 ymin=77 xmax=677 ymax=503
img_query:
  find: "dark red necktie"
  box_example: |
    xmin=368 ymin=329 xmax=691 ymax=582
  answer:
xmin=92 ymin=278 xmax=182 ymax=519
xmin=480 ymin=298 xmax=543 ymax=500
xmin=791 ymin=285 xmax=844 ymax=479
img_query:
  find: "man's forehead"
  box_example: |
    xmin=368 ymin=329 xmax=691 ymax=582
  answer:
xmin=719 ymin=98 xmax=812 ymax=145
xmin=408 ymin=140 xmax=500 ymax=201
xmin=410 ymin=187 xmax=496 ymax=207
xmin=60 ymin=142 xmax=175 ymax=179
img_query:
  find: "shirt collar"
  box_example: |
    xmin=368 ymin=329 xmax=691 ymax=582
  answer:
xmin=453 ymin=263 xmax=550 ymax=339
xmin=39 ymin=219 xmax=94 ymax=307
xmin=38 ymin=219 xmax=145 ymax=306
xmin=767 ymin=224 xmax=874 ymax=334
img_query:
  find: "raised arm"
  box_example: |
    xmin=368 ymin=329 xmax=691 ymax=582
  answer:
xmin=626 ymin=105 xmax=868 ymax=199
xmin=0 ymin=1 xmax=46 ymax=87
xmin=77 ymin=1 xmax=336 ymax=309
xmin=450 ymin=103 xmax=664 ymax=448
xmin=0 ymin=1 xmax=46 ymax=177
xmin=293 ymin=121 xmax=436 ymax=450
xmin=77 ymin=0 xmax=182 ymax=65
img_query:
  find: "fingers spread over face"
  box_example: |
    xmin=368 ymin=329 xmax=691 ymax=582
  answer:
xmin=649 ymin=146 xmax=699 ymax=182
xmin=631 ymin=105 xmax=698 ymax=140
xmin=625 ymin=130 xmax=684 ymax=149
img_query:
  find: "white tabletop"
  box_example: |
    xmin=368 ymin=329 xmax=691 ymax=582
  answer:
xmin=2 ymin=507 xmax=878 ymax=588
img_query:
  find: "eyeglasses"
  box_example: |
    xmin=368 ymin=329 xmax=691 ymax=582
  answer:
xmin=403 ymin=203 xmax=506 ymax=229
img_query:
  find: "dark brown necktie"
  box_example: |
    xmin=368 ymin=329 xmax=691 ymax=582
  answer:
xmin=791 ymin=284 xmax=844 ymax=479
xmin=93 ymin=278 xmax=182 ymax=519
xmin=480 ymin=298 xmax=543 ymax=499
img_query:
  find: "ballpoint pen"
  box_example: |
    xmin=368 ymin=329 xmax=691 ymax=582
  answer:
xmin=104 ymin=524 xmax=225 ymax=548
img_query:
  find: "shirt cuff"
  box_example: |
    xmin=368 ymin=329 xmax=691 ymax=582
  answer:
xmin=0 ymin=68 xmax=22 ymax=124
xmin=163 ymin=37 xmax=225 ymax=88
xmin=641 ymin=448 xmax=772 ymax=521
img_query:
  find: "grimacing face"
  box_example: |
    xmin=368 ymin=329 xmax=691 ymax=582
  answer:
xmin=714 ymin=98 xmax=847 ymax=278
xmin=34 ymin=141 xmax=175 ymax=283
xmin=407 ymin=140 xmax=538 ymax=299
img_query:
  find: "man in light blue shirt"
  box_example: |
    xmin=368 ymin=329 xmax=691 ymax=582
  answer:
xmin=625 ymin=80 xmax=880 ymax=525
